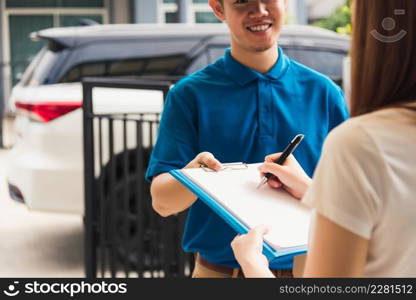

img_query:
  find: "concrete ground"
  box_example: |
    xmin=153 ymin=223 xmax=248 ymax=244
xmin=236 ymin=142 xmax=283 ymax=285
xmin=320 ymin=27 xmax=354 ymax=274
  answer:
xmin=0 ymin=118 xmax=84 ymax=277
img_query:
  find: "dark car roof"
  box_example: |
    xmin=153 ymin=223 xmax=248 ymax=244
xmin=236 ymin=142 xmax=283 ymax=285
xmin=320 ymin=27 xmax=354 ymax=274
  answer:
xmin=24 ymin=24 xmax=350 ymax=87
xmin=32 ymin=23 xmax=350 ymax=52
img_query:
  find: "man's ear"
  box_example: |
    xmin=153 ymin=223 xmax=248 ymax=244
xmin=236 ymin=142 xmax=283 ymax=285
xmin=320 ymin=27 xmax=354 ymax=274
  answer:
xmin=209 ymin=0 xmax=225 ymax=21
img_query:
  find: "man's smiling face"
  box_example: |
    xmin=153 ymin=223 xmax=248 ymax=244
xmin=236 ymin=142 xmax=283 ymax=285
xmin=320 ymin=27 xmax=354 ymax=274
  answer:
xmin=210 ymin=0 xmax=287 ymax=53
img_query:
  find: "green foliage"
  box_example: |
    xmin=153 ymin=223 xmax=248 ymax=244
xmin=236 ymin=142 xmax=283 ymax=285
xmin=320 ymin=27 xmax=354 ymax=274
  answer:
xmin=313 ymin=0 xmax=352 ymax=35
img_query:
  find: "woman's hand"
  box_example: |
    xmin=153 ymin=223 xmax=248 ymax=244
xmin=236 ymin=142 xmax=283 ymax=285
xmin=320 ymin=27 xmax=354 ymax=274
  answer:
xmin=231 ymin=225 xmax=273 ymax=277
xmin=259 ymin=153 xmax=312 ymax=199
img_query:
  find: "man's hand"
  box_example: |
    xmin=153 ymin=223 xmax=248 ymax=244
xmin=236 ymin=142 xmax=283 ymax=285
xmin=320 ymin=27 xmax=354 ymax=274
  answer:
xmin=150 ymin=152 xmax=222 ymax=217
xmin=185 ymin=151 xmax=222 ymax=171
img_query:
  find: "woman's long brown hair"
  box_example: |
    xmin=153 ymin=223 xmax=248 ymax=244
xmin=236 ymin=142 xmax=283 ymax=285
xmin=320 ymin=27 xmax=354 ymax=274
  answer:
xmin=350 ymin=0 xmax=416 ymax=116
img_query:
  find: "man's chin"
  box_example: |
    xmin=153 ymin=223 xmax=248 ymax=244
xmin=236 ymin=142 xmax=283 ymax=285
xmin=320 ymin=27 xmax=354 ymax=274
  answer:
xmin=249 ymin=43 xmax=276 ymax=52
xmin=252 ymin=46 xmax=273 ymax=52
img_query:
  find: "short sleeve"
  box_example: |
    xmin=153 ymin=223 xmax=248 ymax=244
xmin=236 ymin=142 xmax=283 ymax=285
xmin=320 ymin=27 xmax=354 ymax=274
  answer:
xmin=145 ymin=85 xmax=198 ymax=181
xmin=302 ymin=121 xmax=385 ymax=239
xmin=328 ymin=85 xmax=350 ymax=132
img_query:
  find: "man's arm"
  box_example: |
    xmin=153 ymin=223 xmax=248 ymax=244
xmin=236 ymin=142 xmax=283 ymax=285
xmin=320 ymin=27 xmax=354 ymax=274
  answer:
xmin=151 ymin=173 xmax=198 ymax=217
xmin=150 ymin=152 xmax=222 ymax=217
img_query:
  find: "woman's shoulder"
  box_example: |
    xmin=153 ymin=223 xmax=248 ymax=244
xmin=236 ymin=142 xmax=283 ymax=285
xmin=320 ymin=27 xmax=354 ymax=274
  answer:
xmin=324 ymin=115 xmax=373 ymax=154
xmin=325 ymin=107 xmax=415 ymax=165
xmin=328 ymin=108 xmax=411 ymax=143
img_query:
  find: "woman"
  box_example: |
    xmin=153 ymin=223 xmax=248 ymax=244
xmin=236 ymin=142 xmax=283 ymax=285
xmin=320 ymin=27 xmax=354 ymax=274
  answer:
xmin=231 ymin=0 xmax=416 ymax=277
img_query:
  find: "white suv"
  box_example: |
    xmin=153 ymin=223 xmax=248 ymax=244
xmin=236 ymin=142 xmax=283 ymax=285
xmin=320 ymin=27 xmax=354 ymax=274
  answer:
xmin=7 ymin=24 xmax=349 ymax=214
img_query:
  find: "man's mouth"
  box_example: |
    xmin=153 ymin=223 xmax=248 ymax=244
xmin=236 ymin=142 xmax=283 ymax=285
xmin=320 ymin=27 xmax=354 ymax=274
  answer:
xmin=247 ymin=23 xmax=272 ymax=33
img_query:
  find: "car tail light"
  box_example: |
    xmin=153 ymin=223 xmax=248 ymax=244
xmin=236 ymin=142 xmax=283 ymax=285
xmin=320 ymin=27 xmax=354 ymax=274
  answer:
xmin=15 ymin=101 xmax=82 ymax=123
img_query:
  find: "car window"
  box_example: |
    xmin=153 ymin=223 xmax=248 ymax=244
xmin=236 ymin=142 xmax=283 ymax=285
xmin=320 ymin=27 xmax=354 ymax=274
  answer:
xmin=21 ymin=45 xmax=62 ymax=86
xmin=53 ymin=37 xmax=209 ymax=83
xmin=59 ymin=54 xmax=189 ymax=83
xmin=283 ymin=47 xmax=345 ymax=81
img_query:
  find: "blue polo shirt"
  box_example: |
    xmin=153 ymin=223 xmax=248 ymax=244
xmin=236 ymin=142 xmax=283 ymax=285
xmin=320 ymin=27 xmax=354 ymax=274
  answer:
xmin=146 ymin=47 xmax=349 ymax=269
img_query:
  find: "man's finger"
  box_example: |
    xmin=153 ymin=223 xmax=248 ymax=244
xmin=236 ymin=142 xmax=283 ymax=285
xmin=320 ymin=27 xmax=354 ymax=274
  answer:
xmin=199 ymin=152 xmax=222 ymax=171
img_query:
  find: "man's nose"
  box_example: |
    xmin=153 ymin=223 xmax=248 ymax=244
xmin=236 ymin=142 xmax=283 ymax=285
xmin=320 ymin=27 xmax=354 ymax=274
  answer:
xmin=249 ymin=1 xmax=269 ymax=18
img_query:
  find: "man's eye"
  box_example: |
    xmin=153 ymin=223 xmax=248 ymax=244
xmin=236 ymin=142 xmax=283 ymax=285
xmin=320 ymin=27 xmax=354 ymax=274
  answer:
xmin=234 ymin=0 xmax=249 ymax=4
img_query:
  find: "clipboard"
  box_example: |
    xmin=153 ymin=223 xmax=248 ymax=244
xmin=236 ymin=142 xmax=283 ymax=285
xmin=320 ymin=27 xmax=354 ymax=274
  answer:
xmin=170 ymin=162 xmax=311 ymax=262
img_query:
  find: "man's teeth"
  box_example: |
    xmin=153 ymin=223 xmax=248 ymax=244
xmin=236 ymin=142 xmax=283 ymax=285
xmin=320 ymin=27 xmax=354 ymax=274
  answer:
xmin=249 ymin=24 xmax=271 ymax=32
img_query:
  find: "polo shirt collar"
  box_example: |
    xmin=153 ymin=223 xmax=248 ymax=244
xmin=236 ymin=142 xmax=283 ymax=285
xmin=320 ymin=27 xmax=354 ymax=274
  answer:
xmin=224 ymin=46 xmax=290 ymax=86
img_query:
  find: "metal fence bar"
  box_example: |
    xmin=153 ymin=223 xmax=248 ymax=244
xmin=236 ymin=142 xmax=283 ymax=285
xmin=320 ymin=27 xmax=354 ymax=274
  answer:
xmin=108 ymin=118 xmax=117 ymax=277
xmin=135 ymin=119 xmax=144 ymax=278
xmin=97 ymin=117 xmax=107 ymax=277
xmin=82 ymin=81 xmax=97 ymax=278
xmin=122 ymin=116 xmax=130 ymax=277
xmin=147 ymin=118 xmax=158 ymax=278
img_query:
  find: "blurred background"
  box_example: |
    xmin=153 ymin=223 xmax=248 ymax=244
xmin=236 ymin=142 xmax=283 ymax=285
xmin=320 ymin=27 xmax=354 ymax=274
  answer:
xmin=0 ymin=0 xmax=351 ymax=278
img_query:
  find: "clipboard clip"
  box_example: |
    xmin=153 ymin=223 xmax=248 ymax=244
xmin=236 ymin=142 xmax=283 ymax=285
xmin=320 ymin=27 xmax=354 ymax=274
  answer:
xmin=200 ymin=162 xmax=248 ymax=172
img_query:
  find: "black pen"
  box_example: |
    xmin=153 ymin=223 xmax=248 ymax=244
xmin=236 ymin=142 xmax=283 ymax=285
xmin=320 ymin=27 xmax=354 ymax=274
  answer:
xmin=256 ymin=134 xmax=305 ymax=189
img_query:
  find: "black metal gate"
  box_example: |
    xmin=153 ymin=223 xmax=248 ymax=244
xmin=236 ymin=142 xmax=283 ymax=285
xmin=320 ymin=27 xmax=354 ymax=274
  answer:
xmin=82 ymin=77 xmax=194 ymax=278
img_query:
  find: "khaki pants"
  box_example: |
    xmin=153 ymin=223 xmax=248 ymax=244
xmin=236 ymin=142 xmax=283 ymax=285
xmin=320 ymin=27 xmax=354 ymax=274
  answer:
xmin=192 ymin=258 xmax=243 ymax=278
xmin=191 ymin=254 xmax=297 ymax=278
